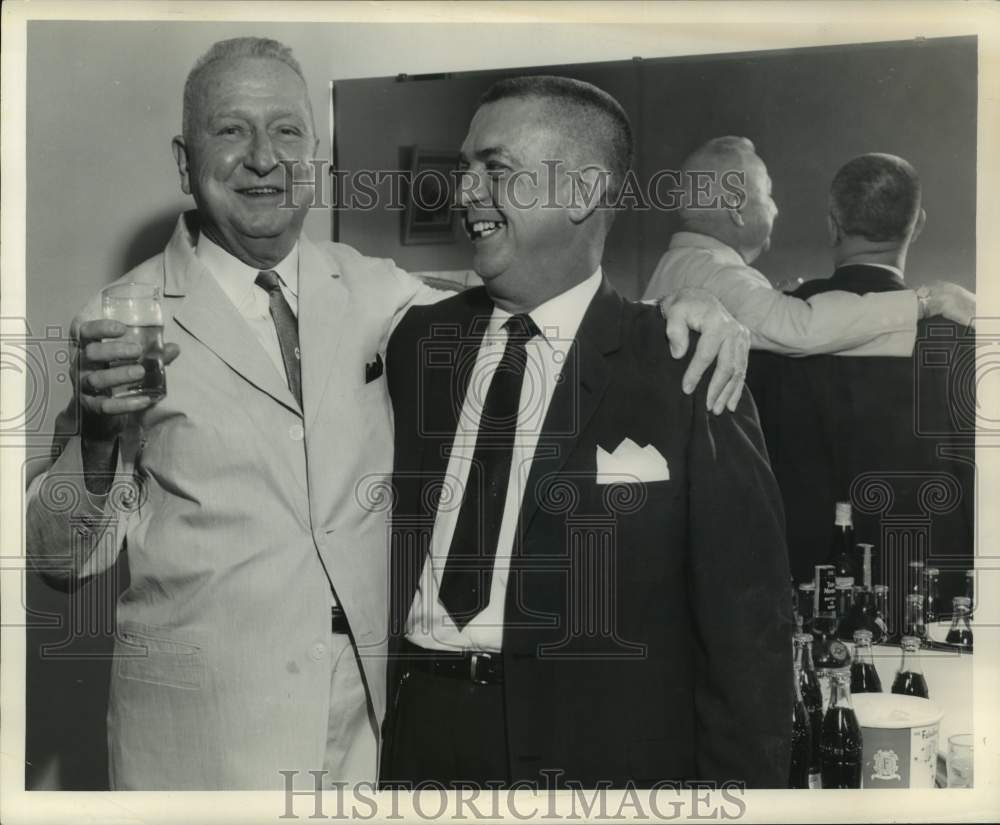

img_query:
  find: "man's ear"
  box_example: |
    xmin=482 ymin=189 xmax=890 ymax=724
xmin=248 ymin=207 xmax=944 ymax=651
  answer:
xmin=826 ymin=213 xmax=840 ymax=246
xmin=727 ymin=207 xmax=746 ymax=228
xmin=910 ymin=208 xmax=927 ymax=244
xmin=172 ymin=136 xmax=192 ymax=196
xmin=566 ymin=165 xmax=608 ymax=224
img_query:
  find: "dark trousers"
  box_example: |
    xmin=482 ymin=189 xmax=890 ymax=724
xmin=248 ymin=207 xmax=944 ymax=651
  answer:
xmin=380 ymin=648 xmax=510 ymax=788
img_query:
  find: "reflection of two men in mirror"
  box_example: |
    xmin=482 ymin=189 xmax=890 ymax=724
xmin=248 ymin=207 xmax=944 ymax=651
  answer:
xmin=25 ymin=36 xmax=975 ymax=792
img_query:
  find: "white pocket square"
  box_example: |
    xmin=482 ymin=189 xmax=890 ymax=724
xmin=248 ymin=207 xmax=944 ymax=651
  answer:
xmin=595 ymin=438 xmax=670 ymax=484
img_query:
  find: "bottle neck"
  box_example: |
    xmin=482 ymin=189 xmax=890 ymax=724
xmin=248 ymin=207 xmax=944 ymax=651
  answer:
xmin=794 ymin=638 xmax=817 ymax=673
xmin=855 ymin=640 xmax=876 ymax=666
xmin=829 ymin=677 xmax=854 ymax=710
xmin=899 ymin=645 xmax=923 ymax=674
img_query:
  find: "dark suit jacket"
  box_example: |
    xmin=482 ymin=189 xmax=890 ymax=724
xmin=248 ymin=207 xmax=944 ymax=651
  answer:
xmin=385 ymin=280 xmax=794 ymax=788
xmin=749 ymin=265 xmax=975 ymax=601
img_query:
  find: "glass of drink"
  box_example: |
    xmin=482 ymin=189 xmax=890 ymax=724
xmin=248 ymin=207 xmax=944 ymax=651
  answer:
xmin=947 ymin=733 xmax=973 ymax=788
xmin=101 ymin=282 xmax=166 ymax=400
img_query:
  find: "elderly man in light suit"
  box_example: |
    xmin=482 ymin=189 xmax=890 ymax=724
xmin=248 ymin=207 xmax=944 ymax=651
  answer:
xmin=26 ymin=38 xmax=747 ymax=790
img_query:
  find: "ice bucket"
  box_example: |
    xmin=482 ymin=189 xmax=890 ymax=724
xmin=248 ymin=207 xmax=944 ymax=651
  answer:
xmin=852 ymin=693 xmax=943 ymax=788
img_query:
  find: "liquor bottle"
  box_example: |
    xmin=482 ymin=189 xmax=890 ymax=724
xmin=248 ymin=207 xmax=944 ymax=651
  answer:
xmin=828 ymin=502 xmax=856 ymax=584
xmin=797 ymin=581 xmax=816 ymax=632
xmin=820 ymin=669 xmax=863 ymax=788
xmin=790 ymin=664 xmax=820 ymax=788
xmin=794 ymin=632 xmax=824 ymax=783
xmin=835 ymin=579 xmax=855 ymax=640
xmin=903 ymin=593 xmax=927 ymax=642
xmin=873 ymin=584 xmax=890 ymax=642
xmin=812 ymin=565 xmax=852 ymax=672
xmin=924 ymin=567 xmax=940 ymax=625
xmin=891 ymin=635 xmax=929 ymax=699
xmin=945 ymin=596 xmax=973 ymax=647
xmin=856 ymin=543 xmax=876 ymax=589
xmin=850 ymin=629 xmax=882 ymax=694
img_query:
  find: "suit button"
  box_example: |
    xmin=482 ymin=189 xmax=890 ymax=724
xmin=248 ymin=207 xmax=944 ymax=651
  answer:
xmin=289 ymin=424 xmax=304 ymax=441
xmin=309 ymin=642 xmax=327 ymax=661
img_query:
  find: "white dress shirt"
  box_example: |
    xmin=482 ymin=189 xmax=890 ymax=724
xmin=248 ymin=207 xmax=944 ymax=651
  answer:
xmin=405 ymin=269 xmax=604 ymax=653
xmin=196 ymin=233 xmax=300 ymax=386
xmin=643 ymin=231 xmax=917 ymax=357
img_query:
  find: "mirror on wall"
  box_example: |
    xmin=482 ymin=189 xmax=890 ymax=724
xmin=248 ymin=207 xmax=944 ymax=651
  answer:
xmin=332 ymin=35 xmax=976 ymax=300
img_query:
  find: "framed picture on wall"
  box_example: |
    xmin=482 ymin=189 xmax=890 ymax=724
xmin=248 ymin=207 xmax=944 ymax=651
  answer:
xmin=402 ymin=146 xmax=460 ymax=245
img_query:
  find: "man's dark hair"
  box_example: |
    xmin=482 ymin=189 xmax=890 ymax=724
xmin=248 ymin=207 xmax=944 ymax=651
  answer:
xmin=829 ymin=153 xmax=922 ymax=242
xmin=479 ymin=75 xmax=634 ymax=203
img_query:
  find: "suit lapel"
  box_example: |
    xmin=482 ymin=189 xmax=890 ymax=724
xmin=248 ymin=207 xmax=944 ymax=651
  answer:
xmin=419 ymin=288 xmax=494 ymax=483
xmin=519 ymin=279 xmax=623 ymax=534
xmin=165 ymin=214 xmax=300 ymax=414
xmin=296 ymin=235 xmax=351 ymax=430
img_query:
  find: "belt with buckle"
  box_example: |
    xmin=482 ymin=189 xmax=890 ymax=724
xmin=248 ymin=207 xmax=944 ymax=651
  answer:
xmin=401 ymin=639 xmax=503 ymax=685
xmin=331 ymin=606 xmax=350 ymax=635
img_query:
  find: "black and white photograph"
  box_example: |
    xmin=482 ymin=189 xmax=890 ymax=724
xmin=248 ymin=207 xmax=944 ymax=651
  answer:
xmin=1 ymin=2 xmax=997 ymax=823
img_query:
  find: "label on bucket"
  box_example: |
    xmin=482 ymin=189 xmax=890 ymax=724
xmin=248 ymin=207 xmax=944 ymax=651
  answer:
xmin=861 ymin=724 xmax=938 ymax=788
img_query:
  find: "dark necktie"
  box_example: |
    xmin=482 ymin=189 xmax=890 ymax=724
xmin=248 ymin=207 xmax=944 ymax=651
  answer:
xmin=255 ymin=270 xmax=302 ymax=408
xmin=439 ymin=313 xmax=539 ymax=630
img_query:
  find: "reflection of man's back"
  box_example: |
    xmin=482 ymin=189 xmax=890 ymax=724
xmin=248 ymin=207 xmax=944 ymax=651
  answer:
xmin=749 ymin=265 xmax=975 ymax=603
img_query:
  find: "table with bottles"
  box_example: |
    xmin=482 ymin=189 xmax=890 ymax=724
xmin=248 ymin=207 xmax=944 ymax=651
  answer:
xmin=789 ymin=501 xmax=975 ymax=789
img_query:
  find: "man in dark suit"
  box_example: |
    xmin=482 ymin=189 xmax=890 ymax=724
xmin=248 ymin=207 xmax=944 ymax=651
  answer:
xmin=749 ymin=154 xmax=975 ymax=606
xmin=381 ymin=76 xmax=793 ymax=789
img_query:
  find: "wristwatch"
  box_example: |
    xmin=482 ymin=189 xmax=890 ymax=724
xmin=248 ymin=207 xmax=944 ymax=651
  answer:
xmin=916 ymin=285 xmax=932 ymax=319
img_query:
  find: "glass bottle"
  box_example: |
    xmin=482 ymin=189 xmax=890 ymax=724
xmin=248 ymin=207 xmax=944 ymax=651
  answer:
xmin=828 ymin=502 xmax=856 ymax=584
xmin=850 ymin=629 xmax=882 ymax=694
xmin=790 ymin=664 xmax=820 ymax=788
xmin=945 ymin=596 xmax=973 ymax=647
xmin=812 ymin=566 xmax=852 ymax=673
xmin=924 ymin=567 xmax=940 ymax=625
xmin=873 ymin=584 xmax=890 ymax=643
xmin=856 ymin=543 xmax=876 ymax=590
xmin=794 ymin=632 xmax=824 ymax=782
xmin=835 ymin=579 xmax=855 ymax=640
xmin=797 ymin=581 xmax=816 ymax=632
xmin=908 ymin=559 xmax=926 ymax=600
xmin=904 ymin=593 xmax=926 ymax=641
xmin=820 ymin=669 xmax=863 ymax=789
xmin=891 ymin=635 xmax=929 ymax=699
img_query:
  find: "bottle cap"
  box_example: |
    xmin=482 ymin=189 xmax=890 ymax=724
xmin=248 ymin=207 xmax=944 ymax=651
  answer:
xmin=829 ymin=667 xmax=851 ymax=683
xmin=835 ymin=577 xmax=854 ymax=589
xmin=873 ymin=584 xmax=889 ymax=594
xmin=835 ymin=502 xmax=853 ymax=526
xmin=857 ymin=543 xmax=874 ymax=552
xmin=798 ymin=582 xmax=816 ymax=591
xmin=793 ymin=632 xmax=813 ymax=645
xmin=906 ymin=593 xmax=924 ymax=605
xmin=853 ymin=629 xmax=874 ymax=644
xmin=925 ymin=567 xmax=940 ymax=576
xmin=900 ymin=635 xmax=921 ymax=650
xmin=953 ymin=596 xmax=972 ymax=609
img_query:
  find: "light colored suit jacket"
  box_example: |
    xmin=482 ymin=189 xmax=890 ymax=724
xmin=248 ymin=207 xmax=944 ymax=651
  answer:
xmin=26 ymin=212 xmax=433 ymax=789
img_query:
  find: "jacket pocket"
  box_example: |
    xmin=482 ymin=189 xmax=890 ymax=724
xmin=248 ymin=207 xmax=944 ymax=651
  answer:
xmin=116 ymin=623 xmax=205 ymax=691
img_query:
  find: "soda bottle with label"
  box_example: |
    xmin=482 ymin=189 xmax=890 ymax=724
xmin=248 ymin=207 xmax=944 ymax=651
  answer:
xmin=820 ymin=669 xmax=863 ymax=788
xmin=849 ymin=629 xmax=882 ymax=694
xmin=790 ymin=663 xmax=821 ymax=789
xmin=891 ymin=635 xmax=929 ymax=699
xmin=793 ymin=633 xmax=823 ymax=787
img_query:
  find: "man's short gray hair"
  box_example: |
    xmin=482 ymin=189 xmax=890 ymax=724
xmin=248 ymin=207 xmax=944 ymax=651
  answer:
xmin=182 ymin=37 xmax=309 ymax=141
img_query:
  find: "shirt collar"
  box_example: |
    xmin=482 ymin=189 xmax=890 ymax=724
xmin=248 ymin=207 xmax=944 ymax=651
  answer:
xmin=490 ymin=268 xmax=603 ymax=349
xmin=853 ymin=261 xmax=904 ymax=279
xmin=669 ymin=231 xmax=745 ymax=266
xmin=196 ymin=232 xmax=300 ymax=308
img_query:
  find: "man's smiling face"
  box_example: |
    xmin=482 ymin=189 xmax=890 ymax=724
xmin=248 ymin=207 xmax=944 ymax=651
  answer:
xmin=173 ymin=56 xmax=318 ymax=266
xmin=458 ymin=97 xmax=576 ymax=294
